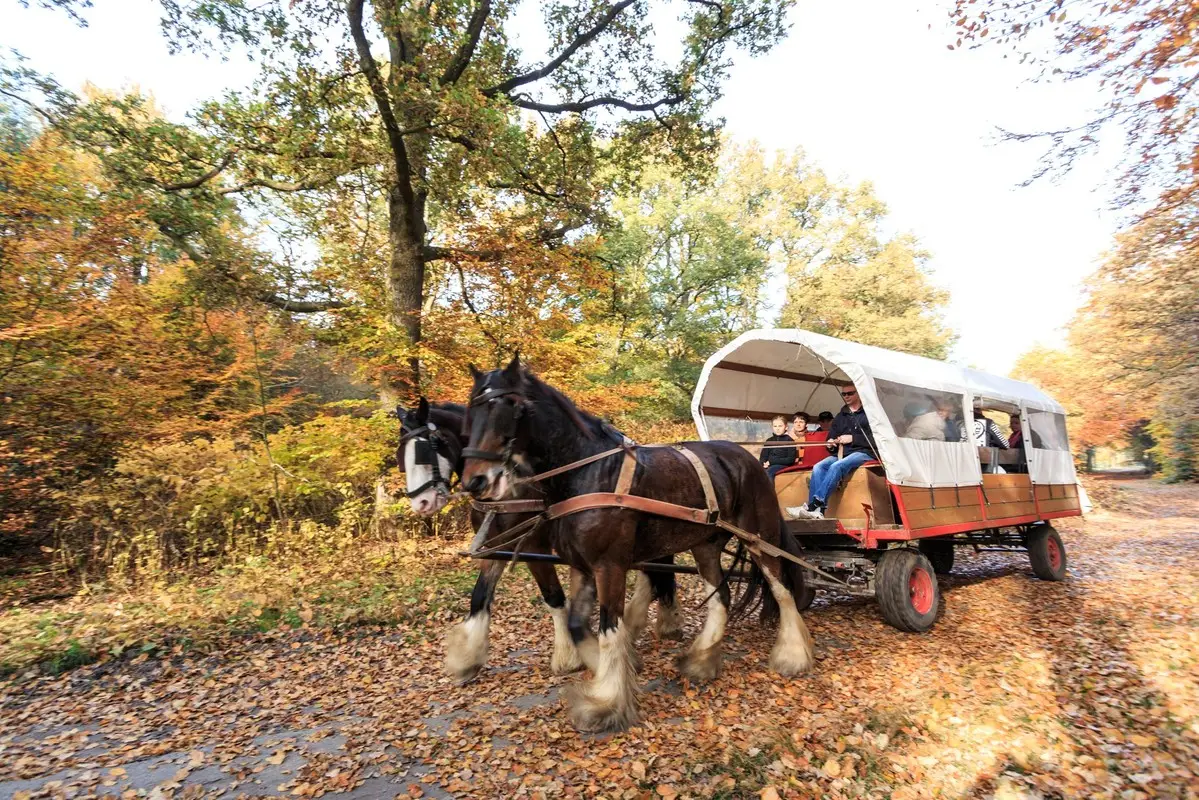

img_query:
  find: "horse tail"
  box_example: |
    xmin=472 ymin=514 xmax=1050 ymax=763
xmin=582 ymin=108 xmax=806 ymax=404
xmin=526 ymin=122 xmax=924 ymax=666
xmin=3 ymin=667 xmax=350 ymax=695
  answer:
xmin=751 ymin=516 xmax=809 ymax=626
xmin=728 ymin=537 xmax=766 ymax=622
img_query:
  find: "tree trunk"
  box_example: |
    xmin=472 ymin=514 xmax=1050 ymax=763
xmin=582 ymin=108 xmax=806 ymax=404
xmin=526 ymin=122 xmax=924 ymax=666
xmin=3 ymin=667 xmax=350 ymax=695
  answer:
xmin=386 ymin=184 xmax=425 ymax=397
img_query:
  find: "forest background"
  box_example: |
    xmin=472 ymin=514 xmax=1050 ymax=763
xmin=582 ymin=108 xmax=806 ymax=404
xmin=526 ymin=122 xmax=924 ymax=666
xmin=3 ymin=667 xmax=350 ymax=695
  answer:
xmin=0 ymin=0 xmax=1195 ymax=673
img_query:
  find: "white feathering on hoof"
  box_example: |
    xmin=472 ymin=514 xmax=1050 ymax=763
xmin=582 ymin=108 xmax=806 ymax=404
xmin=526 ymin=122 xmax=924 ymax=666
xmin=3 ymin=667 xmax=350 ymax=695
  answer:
xmin=548 ymin=606 xmax=584 ymax=675
xmin=767 ymin=576 xmax=815 ymax=676
xmin=565 ymin=622 xmax=639 ymax=732
xmin=625 ymin=573 xmax=653 ymax=642
xmin=677 ymin=580 xmax=726 ymax=681
xmin=444 ymin=612 xmax=490 ymax=684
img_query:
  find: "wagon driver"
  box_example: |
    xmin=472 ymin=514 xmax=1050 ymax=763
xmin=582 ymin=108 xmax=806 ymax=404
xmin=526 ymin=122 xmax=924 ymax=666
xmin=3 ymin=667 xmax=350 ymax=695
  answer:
xmin=788 ymin=382 xmax=878 ymax=520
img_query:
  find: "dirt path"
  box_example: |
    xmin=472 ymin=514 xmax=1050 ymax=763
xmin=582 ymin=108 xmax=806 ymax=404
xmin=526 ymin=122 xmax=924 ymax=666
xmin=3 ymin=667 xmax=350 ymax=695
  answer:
xmin=2 ymin=478 xmax=1196 ymax=800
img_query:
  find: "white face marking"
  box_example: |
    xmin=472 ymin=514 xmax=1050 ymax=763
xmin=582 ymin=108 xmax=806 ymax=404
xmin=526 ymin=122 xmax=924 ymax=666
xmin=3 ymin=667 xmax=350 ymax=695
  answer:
xmin=403 ymin=437 xmax=454 ymax=516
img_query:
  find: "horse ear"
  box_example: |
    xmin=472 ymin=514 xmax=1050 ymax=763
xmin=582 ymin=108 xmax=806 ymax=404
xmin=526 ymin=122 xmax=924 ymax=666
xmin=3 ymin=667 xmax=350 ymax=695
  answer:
xmin=503 ymin=351 xmax=523 ymax=382
xmin=469 ymin=364 xmax=483 ymax=382
xmin=416 ymin=397 xmax=430 ymax=423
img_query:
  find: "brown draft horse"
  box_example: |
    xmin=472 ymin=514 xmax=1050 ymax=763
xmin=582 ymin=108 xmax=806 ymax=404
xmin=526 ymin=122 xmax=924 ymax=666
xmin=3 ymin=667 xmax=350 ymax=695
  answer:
xmin=461 ymin=357 xmax=815 ymax=732
xmin=397 ymin=398 xmax=683 ymax=684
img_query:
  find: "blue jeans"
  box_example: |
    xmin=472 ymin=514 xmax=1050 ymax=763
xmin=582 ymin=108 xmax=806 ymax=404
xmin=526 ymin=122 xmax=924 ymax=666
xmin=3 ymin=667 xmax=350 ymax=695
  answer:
xmin=809 ymin=451 xmax=872 ymax=508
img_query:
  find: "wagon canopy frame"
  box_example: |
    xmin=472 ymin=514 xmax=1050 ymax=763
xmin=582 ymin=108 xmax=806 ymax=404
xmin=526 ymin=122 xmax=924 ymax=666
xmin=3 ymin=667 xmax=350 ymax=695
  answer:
xmin=690 ymin=329 xmax=1077 ymax=490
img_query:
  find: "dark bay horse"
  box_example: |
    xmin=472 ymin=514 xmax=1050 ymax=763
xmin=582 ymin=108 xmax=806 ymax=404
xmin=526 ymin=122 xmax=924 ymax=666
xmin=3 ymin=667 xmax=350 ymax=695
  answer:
xmin=397 ymin=399 xmax=683 ymax=684
xmin=460 ymin=357 xmax=815 ymax=732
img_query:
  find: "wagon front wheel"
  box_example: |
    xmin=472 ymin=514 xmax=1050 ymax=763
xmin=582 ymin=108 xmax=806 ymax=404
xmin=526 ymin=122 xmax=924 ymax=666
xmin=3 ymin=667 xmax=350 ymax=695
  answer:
xmin=875 ymin=548 xmax=940 ymax=633
xmin=1027 ymin=524 xmax=1067 ymax=581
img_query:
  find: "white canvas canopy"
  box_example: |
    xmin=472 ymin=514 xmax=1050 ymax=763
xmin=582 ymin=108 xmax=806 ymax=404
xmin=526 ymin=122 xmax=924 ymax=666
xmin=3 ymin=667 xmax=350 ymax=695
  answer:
xmin=691 ymin=329 xmax=1077 ymax=489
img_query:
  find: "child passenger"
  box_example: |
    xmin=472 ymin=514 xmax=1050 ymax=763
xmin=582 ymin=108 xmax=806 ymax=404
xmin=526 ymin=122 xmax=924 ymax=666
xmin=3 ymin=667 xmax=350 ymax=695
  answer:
xmin=762 ymin=415 xmax=799 ymax=482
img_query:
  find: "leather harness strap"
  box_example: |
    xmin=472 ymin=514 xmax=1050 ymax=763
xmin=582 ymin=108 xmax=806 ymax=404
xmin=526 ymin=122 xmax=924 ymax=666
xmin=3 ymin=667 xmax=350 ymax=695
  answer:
xmin=614 ymin=450 xmax=637 ymax=495
xmin=471 ymin=499 xmax=547 ymax=514
xmin=545 ymin=492 xmax=715 ymax=526
xmin=674 ymin=445 xmax=718 ymax=513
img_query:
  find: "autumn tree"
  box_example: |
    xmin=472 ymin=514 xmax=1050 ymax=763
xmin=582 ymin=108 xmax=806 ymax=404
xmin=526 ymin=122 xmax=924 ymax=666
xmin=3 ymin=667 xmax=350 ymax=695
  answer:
xmin=0 ymin=122 xmax=304 ymax=544
xmin=950 ymin=0 xmax=1199 ymax=213
xmin=589 ymin=142 xmax=955 ymax=416
xmin=7 ymin=0 xmax=795 ymax=400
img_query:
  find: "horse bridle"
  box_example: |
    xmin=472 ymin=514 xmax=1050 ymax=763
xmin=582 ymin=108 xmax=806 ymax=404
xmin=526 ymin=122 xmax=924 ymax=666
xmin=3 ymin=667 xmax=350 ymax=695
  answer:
xmin=397 ymin=413 xmax=463 ymax=499
xmin=461 ymin=385 xmax=527 ymax=467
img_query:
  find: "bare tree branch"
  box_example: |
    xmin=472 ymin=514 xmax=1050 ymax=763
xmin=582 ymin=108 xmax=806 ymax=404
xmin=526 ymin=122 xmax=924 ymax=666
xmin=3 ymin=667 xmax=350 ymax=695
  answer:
xmin=511 ymin=94 xmax=684 ymax=114
xmin=483 ymin=0 xmax=639 ymax=97
xmin=216 ymin=174 xmax=343 ymax=195
xmin=257 ymin=293 xmax=349 ymax=312
xmin=346 ymin=0 xmax=416 ymax=211
xmin=159 ymin=151 xmax=238 ymax=191
xmin=441 ymin=0 xmax=492 ymax=85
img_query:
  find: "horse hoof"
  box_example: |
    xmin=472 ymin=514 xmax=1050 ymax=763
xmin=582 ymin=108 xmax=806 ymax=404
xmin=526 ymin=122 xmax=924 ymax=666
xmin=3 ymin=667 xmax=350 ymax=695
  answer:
xmin=769 ymin=643 xmax=814 ymax=677
xmin=447 ymin=662 xmax=484 ymax=685
xmin=564 ymin=684 xmax=639 ymax=733
xmin=676 ymin=647 xmax=721 ymax=682
xmin=657 ymin=626 xmax=685 ymax=642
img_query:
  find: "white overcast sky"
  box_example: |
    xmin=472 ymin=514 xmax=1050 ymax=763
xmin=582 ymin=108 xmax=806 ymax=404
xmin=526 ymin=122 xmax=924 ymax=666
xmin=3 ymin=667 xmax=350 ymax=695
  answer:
xmin=4 ymin=0 xmax=1123 ymax=375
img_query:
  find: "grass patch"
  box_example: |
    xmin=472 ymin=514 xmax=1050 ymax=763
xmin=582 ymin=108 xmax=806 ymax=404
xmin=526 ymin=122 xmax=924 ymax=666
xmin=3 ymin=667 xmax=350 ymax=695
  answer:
xmin=0 ymin=538 xmax=476 ymax=679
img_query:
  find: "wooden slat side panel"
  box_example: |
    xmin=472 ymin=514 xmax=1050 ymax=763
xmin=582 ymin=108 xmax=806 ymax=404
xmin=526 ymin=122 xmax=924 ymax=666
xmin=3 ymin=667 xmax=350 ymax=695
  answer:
xmin=983 ymin=486 xmax=1036 ymax=504
xmin=901 ymin=486 xmax=981 ymax=511
xmin=1039 ymin=497 xmax=1081 ymax=513
xmin=983 ymin=474 xmax=1033 ymax=489
xmin=984 ymin=501 xmax=1038 ymax=519
xmin=1035 ymin=484 xmax=1079 ymax=500
xmin=909 ymin=505 xmax=987 ymax=529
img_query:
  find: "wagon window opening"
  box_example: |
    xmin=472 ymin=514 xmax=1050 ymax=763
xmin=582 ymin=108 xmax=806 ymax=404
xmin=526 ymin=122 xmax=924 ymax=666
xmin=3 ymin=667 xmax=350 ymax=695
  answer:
xmin=872 ymin=378 xmax=966 ymax=442
xmin=1028 ymin=410 xmax=1070 ymax=451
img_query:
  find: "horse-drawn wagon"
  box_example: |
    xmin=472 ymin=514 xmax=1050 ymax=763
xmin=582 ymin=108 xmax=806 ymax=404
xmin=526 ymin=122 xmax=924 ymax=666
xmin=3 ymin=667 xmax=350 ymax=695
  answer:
xmin=691 ymin=329 xmax=1081 ymax=632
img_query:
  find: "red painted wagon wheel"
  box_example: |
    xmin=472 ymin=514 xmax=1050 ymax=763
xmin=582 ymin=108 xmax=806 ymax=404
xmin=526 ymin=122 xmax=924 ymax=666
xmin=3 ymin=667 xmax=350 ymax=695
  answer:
xmin=875 ymin=549 xmax=940 ymax=633
xmin=1028 ymin=523 xmax=1067 ymax=581
xmin=909 ymin=566 xmax=935 ymax=615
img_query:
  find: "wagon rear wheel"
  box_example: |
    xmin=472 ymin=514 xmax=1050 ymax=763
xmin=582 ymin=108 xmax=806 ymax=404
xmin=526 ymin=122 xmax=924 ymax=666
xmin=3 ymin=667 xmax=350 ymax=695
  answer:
xmin=918 ymin=539 xmax=955 ymax=575
xmin=1027 ymin=523 xmax=1067 ymax=581
xmin=875 ymin=549 xmax=940 ymax=633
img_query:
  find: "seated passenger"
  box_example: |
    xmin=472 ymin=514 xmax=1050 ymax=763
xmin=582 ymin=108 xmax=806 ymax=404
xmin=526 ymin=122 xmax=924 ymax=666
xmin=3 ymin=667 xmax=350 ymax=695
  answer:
xmin=790 ymin=411 xmax=812 ymax=440
xmin=962 ymin=410 xmax=1009 ymax=449
xmin=787 ymin=382 xmax=878 ymax=520
xmin=1007 ymin=414 xmax=1024 ymax=449
xmin=817 ymin=411 xmax=834 ymax=432
xmin=935 ymin=398 xmax=964 ymax=441
xmin=762 ymin=415 xmax=798 ymax=482
xmin=903 ymin=401 xmax=946 ymax=441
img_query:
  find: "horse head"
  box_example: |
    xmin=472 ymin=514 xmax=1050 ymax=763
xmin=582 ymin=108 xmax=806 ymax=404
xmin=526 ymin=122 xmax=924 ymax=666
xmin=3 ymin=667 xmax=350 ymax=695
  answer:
xmin=461 ymin=354 xmax=599 ymax=500
xmin=460 ymin=355 xmax=530 ymax=500
xmin=397 ymin=397 xmax=463 ymax=515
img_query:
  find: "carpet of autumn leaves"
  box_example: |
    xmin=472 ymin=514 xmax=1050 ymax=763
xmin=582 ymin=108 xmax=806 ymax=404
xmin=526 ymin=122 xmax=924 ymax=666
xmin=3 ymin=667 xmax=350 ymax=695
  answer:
xmin=1 ymin=476 xmax=1197 ymax=800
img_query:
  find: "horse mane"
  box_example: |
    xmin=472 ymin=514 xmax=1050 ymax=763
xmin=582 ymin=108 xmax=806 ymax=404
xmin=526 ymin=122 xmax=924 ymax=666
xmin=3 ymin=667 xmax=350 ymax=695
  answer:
xmin=525 ymin=372 xmax=596 ymax=441
xmin=427 ymin=401 xmax=465 ymax=435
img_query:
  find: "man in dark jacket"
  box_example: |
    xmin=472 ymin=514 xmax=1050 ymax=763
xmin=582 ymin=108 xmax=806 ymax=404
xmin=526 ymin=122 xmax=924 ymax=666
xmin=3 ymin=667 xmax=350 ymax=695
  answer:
xmin=787 ymin=383 xmax=877 ymax=520
xmin=762 ymin=415 xmax=798 ymax=481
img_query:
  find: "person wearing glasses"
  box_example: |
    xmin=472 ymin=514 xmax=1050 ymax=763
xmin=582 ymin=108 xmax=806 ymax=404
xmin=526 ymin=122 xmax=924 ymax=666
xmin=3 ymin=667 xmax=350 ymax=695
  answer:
xmin=788 ymin=382 xmax=878 ymax=520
